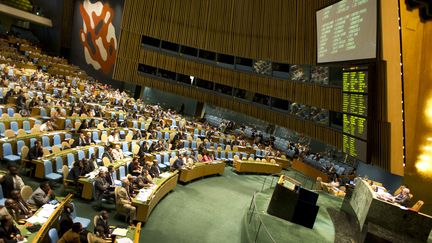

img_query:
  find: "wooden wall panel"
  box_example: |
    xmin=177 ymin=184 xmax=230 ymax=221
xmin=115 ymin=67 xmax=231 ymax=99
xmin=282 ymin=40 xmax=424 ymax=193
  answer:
xmin=120 ymin=0 xmax=338 ymax=64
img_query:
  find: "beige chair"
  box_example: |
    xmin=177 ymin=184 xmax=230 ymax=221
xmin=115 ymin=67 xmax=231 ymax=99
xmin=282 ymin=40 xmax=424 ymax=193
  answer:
xmin=62 ymin=141 xmax=70 ymax=149
xmin=4 ymin=129 xmax=15 ymax=138
xmin=248 ymin=157 xmax=254 ymax=161
xmin=16 ymin=129 xmax=26 ymax=137
xmin=101 ymin=134 xmax=107 ymax=144
xmin=13 ymin=113 xmax=22 ymax=118
xmin=197 ymin=154 xmax=203 ymax=161
xmin=80 ymin=113 xmax=87 ymax=118
xmin=233 ymin=146 xmax=238 ymax=152
xmin=233 ymin=155 xmax=240 ymax=161
xmin=68 ymin=139 xmax=75 ymax=146
xmin=125 ymin=134 xmax=132 ymax=142
xmin=270 ymin=159 xmax=276 ymax=164
xmin=132 ymin=145 xmax=140 ymax=155
xmin=52 ymin=145 xmax=61 ymax=154
xmin=255 ymin=158 xmax=261 ymax=162
xmin=102 ymin=157 xmax=111 ymax=167
xmin=42 ymin=148 xmax=51 ymax=156
xmin=187 ymin=135 xmax=193 ymax=141
xmin=1 ymin=113 xmax=9 ymax=119
xmin=410 ymin=200 xmax=425 ymax=212
xmin=97 ymin=123 xmax=104 ymax=129
xmin=281 ymin=155 xmax=287 ymax=159
xmin=225 ymin=145 xmax=231 ymax=151
xmin=30 ymin=127 xmax=40 ymax=134
xmin=62 ymin=165 xmax=77 ymax=193
xmin=74 ymin=122 xmax=81 ymax=130
xmin=261 ymin=159 xmax=267 ymax=163
xmin=20 ymin=185 xmax=33 ymax=201
xmin=33 ymin=124 xmax=41 ymax=131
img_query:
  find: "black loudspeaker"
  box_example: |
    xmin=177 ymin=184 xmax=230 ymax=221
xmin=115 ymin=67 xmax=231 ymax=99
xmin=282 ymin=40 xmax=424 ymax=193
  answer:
xmin=291 ymin=201 xmax=319 ymax=229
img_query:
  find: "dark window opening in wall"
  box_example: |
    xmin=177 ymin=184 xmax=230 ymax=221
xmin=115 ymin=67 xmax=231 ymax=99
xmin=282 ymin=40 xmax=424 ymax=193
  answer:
xmin=236 ymin=57 xmax=253 ymax=67
xmin=217 ymin=53 xmax=235 ymax=65
xmin=142 ymin=36 xmax=160 ymax=48
xmin=329 ymin=111 xmax=343 ymax=130
xmin=177 ymin=73 xmax=192 ymax=85
xmin=196 ymin=78 xmax=214 ymax=90
xmin=158 ymin=69 xmax=176 ymax=80
xmin=329 ymin=67 xmax=343 ymax=86
xmin=180 ymin=46 xmax=198 ymax=56
xmin=138 ymin=63 xmax=158 ymax=75
xmin=161 ymin=41 xmax=179 ymax=52
xmin=215 ymin=83 xmax=233 ymax=96
xmin=253 ymin=93 xmax=270 ymax=106
xmin=272 ymin=63 xmax=290 ymax=72
xmin=271 ymin=97 xmax=289 ymax=110
xmin=233 ymin=88 xmax=247 ymax=99
xmin=198 ymin=50 xmax=216 ymax=61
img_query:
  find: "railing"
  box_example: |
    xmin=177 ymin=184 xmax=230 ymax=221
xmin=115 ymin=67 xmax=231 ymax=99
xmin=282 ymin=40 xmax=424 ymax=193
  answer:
xmin=246 ymin=192 xmax=277 ymax=243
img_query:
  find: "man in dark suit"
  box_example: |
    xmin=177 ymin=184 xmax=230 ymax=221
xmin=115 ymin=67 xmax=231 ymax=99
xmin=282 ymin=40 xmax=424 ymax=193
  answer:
xmin=10 ymin=190 xmax=31 ymax=217
xmin=28 ymin=140 xmax=43 ymax=161
xmin=149 ymin=160 xmax=161 ymax=178
xmin=0 ymin=165 xmax=25 ymax=198
xmin=94 ymin=170 xmax=114 ymax=209
xmin=138 ymin=142 xmax=150 ymax=157
xmin=102 ymin=146 xmax=115 ymax=163
xmin=172 ymin=154 xmax=184 ymax=170
xmin=94 ymin=210 xmax=110 ymax=236
xmin=104 ymin=166 xmax=116 ymax=189
xmin=67 ymin=162 xmax=82 ymax=186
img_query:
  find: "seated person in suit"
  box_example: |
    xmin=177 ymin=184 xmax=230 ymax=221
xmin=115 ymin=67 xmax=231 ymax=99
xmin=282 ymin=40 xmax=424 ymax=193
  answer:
xmin=28 ymin=140 xmax=43 ymax=161
xmin=27 ymin=181 xmax=55 ymax=208
xmin=172 ymin=154 xmax=185 ymax=170
xmin=59 ymin=203 xmax=74 ymax=237
xmin=116 ymin=179 xmax=137 ymax=226
xmin=58 ymin=222 xmax=82 ymax=243
xmin=394 ymin=187 xmax=411 ymax=207
xmin=80 ymin=158 xmax=95 ymax=175
xmin=138 ymin=142 xmax=150 ymax=157
xmin=104 ymin=166 xmax=117 ymax=189
xmin=88 ymin=154 xmax=99 ymax=169
xmin=149 ymin=159 xmax=161 ymax=178
xmin=94 ymin=170 xmax=114 ymax=209
xmin=10 ymin=190 xmax=32 ymax=217
xmin=94 ymin=210 xmax=110 ymax=237
xmin=128 ymin=158 xmax=142 ymax=177
xmin=0 ymin=215 xmax=24 ymax=242
xmin=67 ymin=162 xmax=82 ymax=186
xmin=132 ymin=130 xmax=142 ymax=140
xmin=4 ymin=199 xmax=26 ymax=221
xmin=102 ymin=146 xmax=115 ymax=163
xmin=0 ymin=165 xmax=25 ymax=198
xmin=74 ymin=133 xmax=88 ymax=147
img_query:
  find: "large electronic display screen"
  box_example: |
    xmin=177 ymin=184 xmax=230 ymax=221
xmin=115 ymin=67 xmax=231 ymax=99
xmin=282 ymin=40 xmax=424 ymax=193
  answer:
xmin=343 ymin=93 xmax=367 ymax=117
xmin=343 ymin=134 xmax=367 ymax=162
xmin=343 ymin=114 xmax=367 ymax=140
xmin=317 ymin=0 xmax=377 ymax=63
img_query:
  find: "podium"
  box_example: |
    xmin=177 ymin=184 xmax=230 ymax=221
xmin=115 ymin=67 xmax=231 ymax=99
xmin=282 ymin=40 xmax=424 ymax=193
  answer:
xmin=267 ymin=176 xmax=319 ymax=229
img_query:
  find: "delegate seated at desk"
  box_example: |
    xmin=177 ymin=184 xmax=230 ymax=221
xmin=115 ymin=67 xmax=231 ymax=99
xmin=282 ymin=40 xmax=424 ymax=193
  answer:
xmin=116 ymin=179 xmax=136 ymax=226
xmin=172 ymin=154 xmax=185 ymax=170
xmin=0 ymin=215 xmax=24 ymax=243
xmin=27 ymin=181 xmax=55 ymax=209
xmin=393 ymin=187 xmax=411 ymax=207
